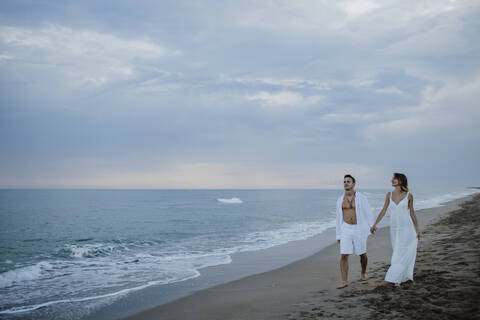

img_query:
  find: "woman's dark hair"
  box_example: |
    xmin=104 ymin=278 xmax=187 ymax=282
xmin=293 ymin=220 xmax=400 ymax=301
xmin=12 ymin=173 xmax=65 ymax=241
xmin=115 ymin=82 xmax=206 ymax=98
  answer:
xmin=344 ymin=174 xmax=356 ymax=184
xmin=393 ymin=173 xmax=408 ymax=192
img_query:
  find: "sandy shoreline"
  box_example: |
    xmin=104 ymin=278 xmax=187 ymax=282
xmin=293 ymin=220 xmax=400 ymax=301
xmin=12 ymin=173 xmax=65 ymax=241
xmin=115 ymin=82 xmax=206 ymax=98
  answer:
xmin=121 ymin=193 xmax=478 ymax=320
xmin=289 ymin=193 xmax=480 ymax=319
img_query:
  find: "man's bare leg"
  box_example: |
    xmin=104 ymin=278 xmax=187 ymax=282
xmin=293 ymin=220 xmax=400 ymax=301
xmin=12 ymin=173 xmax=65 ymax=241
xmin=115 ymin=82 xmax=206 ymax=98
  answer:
xmin=337 ymin=254 xmax=349 ymax=288
xmin=360 ymin=253 xmax=368 ymax=280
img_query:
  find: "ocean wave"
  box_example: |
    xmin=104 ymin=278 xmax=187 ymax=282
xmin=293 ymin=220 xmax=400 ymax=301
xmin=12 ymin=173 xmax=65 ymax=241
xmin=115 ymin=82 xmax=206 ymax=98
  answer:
xmin=0 ymin=262 xmax=202 ymax=315
xmin=0 ymin=261 xmax=52 ymax=288
xmin=67 ymin=243 xmax=123 ymax=258
xmin=237 ymin=219 xmax=336 ymax=253
xmin=75 ymin=237 xmax=94 ymax=242
xmin=415 ymin=189 xmax=479 ymax=210
xmin=0 ymin=218 xmax=337 ymax=315
xmin=5 ymin=189 xmax=476 ymax=317
xmin=217 ymin=197 xmax=243 ymax=204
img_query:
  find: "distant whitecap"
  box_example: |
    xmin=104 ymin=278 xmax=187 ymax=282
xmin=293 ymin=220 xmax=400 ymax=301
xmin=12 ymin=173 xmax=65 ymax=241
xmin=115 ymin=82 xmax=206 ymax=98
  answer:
xmin=217 ymin=197 xmax=243 ymax=204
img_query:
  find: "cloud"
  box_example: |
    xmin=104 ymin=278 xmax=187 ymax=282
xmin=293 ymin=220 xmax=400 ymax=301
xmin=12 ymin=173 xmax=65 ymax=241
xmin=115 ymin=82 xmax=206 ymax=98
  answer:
xmin=246 ymin=91 xmax=324 ymax=108
xmin=222 ymin=0 xmax=472 ymax=39
xmin=0 ymin=24 xmax=176 ymax=87
xmin=0 ymin=1 xmax=479 ymax=188
xmin=0 ymin=54 xmax=13 ymax=61
xmin=375 ymin=86 xmax=405 ymax=96
xmin=218 ymin=74 xmax=379 ymax=92
xmin=322 ymin=112 xmax=378 ymax=124
xmin=364 ymin=75 xmax=480 ymax=139
xmin=380 ymin=5 xmax=479 ymax=59
xmin=342 ymin=0 xmax=384 ymax=18
xmin=218 ymin=74 xmax=331 ymax=90
xmin=225 ymin=1 xmax=350 ymax=33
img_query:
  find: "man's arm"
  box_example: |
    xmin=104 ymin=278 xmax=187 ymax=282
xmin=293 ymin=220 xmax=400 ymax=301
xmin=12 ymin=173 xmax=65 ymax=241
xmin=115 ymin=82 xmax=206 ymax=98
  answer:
xmin=336 ymin=197 xmax=342 ymax=242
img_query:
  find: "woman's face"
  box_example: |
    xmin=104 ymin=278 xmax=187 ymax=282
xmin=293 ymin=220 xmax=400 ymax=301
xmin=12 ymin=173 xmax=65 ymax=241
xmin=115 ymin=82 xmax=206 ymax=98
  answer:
xmin=392 ymin=177 xmax=399 ymax=187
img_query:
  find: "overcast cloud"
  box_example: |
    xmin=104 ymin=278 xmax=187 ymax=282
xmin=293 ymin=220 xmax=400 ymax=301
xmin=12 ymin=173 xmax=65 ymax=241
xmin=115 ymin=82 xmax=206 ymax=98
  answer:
xmin=0 ymin=0 xmax=479 ymax=189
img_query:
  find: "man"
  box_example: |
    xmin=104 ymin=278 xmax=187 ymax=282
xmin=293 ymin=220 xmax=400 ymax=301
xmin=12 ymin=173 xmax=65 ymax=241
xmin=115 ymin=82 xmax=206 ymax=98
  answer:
xmin=336 ymin=174 xmax=375 ymax=289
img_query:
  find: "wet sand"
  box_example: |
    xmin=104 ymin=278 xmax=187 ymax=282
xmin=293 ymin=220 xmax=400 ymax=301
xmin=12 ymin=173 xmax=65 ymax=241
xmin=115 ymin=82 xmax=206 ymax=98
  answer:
xmin=125 ymin=194 xmax=479 ymax=320
xmin=290 ymin=194 xmax=480 ymax=319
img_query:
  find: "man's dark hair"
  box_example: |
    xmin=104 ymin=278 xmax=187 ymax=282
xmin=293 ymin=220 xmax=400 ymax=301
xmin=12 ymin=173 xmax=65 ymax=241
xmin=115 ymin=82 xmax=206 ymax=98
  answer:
xmin=344 ymin=174 xmax=356 ymax=184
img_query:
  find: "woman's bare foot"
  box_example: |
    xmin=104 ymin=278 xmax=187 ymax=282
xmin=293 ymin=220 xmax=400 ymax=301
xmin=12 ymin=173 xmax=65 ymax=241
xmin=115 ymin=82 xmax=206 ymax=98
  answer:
xmin=361 ymin=273 xmax=368 ymax=281
xmin=337 ymin=281 xmax=349 ymax=289
xmin=394 ymin=283 xmax=401 ymax=287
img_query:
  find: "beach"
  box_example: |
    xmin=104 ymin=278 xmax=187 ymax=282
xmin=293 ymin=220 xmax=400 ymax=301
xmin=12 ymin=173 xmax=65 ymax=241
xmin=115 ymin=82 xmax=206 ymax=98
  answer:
xmin=124 ymin=193 xmax=479 ymax=320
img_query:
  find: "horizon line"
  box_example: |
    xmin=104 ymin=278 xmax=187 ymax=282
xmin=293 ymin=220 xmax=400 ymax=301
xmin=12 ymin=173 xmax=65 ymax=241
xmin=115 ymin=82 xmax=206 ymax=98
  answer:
xmin=0 ymin=186 xmax=476 ymax=191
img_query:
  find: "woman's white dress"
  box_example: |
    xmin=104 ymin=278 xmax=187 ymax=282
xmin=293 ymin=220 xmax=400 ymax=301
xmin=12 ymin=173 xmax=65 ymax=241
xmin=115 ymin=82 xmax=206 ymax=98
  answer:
xmin=385 ymin=192 xmax=418 ymax=283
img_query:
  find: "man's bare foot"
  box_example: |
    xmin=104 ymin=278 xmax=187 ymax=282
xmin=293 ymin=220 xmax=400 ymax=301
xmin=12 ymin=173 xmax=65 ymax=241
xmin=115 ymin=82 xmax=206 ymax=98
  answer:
xmin=361 ymin=273 xmax=368 ymax=281
xmin=337 ymin=281 xmax=348 ymax=289
xmin=394 ymin=283 xmax=401 ymax=287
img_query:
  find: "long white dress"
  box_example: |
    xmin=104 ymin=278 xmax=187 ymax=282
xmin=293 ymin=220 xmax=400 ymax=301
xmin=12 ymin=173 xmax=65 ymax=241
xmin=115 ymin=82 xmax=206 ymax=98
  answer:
xmin=385 ymin=192 xmax=418 ymax=283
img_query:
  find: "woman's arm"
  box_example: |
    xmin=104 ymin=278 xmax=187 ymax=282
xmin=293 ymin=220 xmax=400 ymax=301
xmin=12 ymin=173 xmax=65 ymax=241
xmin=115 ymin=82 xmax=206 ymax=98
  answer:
xmin=370 ymin=192 xmax=390 ymax=234
xmin=408 ymin=193 xmax=421 ymax=239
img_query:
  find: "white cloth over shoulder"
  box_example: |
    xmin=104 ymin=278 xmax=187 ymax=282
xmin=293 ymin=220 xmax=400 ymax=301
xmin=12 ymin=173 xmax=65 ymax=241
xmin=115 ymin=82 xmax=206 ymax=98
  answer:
xmin=335 ymin=191 xmax=375 ymax=241
xmin=385 ymin=192 xmax=418 ymax=283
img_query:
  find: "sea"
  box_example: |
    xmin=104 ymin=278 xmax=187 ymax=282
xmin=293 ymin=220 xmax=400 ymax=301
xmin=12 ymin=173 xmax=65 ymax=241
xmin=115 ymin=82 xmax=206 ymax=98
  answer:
xmin=0 ymin=188 xmax=477 ymax=319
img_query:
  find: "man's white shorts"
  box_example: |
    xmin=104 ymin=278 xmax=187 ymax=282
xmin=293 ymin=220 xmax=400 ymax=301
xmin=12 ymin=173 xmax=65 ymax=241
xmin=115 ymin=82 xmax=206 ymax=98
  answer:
xmin=339 ymin=222 xmax=367 ymax=255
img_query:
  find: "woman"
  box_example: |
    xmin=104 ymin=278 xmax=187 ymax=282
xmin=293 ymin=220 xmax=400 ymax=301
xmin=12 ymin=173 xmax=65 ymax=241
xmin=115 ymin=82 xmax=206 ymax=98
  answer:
xmin=370 ymin=173 xmax=420 ymax=286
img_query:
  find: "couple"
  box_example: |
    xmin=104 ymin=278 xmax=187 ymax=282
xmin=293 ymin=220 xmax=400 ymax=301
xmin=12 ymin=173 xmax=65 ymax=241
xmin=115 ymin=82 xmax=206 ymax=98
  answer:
xmin=336 ymin=173 xmax=420 ymax=289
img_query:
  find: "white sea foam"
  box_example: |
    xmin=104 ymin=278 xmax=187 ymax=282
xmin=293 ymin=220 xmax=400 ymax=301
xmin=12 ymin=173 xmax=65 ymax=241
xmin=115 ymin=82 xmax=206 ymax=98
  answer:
xmin=0 ymin=252 xmax=221 ymax=315
xmin=68 ymin=243 xmax=118 ymax=258
xmin=237 ymin=219 xmax=336 ymax=253
xmin=0 ymin=272 xmax=201 ymax=315
xmin=0 ymin=261 xmax=52 ymax=288
xmin=0 ymin=218 xmax=335 ymax=315
xmin=217 ymin=197 xmax=243 ymax=204
xmin=415 ymin=189 xmax=479 ymax=210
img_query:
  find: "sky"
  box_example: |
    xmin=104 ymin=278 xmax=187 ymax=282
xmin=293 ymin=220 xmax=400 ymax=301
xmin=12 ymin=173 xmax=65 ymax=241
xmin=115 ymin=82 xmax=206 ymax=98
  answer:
xmin=0 ymin=0 xmax=479 ymax=189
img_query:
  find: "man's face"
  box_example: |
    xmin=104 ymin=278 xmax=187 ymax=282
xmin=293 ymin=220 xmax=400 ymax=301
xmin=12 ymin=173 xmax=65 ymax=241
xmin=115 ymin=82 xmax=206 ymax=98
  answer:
xmin=344 ymin=177 xmax=355 ymax=190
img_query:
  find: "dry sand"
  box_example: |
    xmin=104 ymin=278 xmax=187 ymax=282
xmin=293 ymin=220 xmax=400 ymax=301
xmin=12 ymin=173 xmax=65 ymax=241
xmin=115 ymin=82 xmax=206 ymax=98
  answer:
xmin=125 ymin=194 xmax=479 ymax=320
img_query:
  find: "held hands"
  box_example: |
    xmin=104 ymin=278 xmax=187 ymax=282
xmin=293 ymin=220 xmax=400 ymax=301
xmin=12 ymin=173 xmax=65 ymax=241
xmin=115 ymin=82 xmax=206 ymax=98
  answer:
xmin=370 ymin=224 xmax=377 ymax=234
